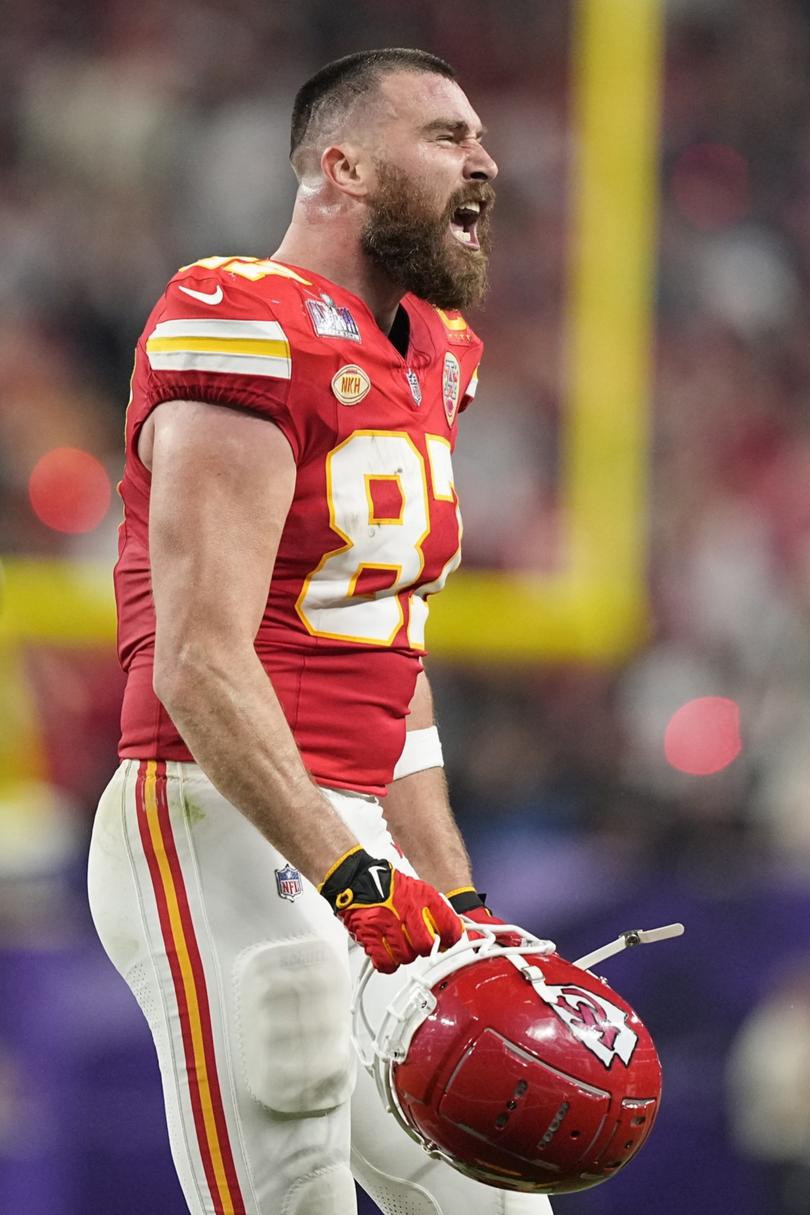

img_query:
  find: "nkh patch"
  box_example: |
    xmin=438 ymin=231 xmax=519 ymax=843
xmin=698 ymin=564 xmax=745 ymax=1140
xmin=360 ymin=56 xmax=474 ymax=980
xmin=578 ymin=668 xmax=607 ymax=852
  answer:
xmin=275 ymin=864 xmax=304 ymax=902
xmin=442 ymin=352 xmax=461 ymax=425
xmin=305 ymin=294 xmax=361 ymax=342
xmin=332 ymin=364 xmax=371 ymax=405
xmin=405 ymin=367 xmax=422 ymax=406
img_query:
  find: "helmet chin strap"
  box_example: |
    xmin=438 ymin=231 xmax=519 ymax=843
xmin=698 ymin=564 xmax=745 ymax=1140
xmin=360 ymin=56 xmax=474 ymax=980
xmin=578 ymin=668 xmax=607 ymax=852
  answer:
xmin=573 ymin=922 xmax=685 ymax=972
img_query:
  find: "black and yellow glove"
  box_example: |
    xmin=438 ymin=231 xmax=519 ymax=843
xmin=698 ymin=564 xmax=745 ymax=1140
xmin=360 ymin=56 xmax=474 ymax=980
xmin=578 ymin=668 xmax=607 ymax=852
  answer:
xmin=320 ymin=847 xmax=462 ymax=974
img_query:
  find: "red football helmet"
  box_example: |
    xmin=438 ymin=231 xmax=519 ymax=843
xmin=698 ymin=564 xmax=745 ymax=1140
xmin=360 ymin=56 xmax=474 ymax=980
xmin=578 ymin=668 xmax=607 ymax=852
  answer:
xmin=353 ymin=922 xmax=670 ymax=1195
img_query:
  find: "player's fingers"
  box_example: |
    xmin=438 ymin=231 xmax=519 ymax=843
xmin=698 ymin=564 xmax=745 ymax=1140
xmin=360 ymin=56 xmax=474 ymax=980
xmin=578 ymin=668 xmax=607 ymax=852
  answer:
xmin=428 ymin=898 xmax=463 ymax=950
xmin=353 ymin=926 xmax=400 ymax=973
xmin=381 ymin=924 xmax=415 ymax=969
xmin=371 ymin=937 xmax=399 ymax=974
xmin=401 ymin=908 xmax=436 ymax=955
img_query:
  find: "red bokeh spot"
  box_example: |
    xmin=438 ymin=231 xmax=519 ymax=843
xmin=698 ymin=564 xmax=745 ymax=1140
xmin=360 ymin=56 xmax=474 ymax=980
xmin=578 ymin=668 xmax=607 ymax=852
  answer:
xmin=28 ymin=447 xmax=112 ymax=534
xmin=671 ymin=142 xmax=750 ymax=231
xmin=664 ymin=696 xmax=742 ymax=776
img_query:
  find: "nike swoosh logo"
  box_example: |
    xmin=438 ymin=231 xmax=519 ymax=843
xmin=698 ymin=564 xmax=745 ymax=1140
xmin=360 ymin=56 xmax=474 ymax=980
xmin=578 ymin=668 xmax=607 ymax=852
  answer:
xmin=367 ymin=865 xmax=387 ymax=900
xmin=179 ymin=284 xmax=224 ymax=305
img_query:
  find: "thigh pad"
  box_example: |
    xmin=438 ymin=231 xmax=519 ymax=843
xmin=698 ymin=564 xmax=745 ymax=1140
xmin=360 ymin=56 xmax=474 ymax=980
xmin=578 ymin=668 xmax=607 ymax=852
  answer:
xmin=235 ymin=937 xmax=354 ymax=1115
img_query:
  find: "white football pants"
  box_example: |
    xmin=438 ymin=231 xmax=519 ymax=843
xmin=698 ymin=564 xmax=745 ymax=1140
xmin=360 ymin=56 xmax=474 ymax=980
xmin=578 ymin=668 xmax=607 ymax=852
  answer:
xmin=88 ymin=759 xmax=553 ymax=1215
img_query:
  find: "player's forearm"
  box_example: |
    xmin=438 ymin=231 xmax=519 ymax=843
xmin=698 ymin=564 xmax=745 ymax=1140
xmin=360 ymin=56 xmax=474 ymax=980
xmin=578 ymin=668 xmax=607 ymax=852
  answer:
xmin=384 ymin=764 xmax=473 ymax=893
xmin=154 ymin=641 xmax=356 ymax=884
xmin=386 ymin=668 xmax=473 ymax=891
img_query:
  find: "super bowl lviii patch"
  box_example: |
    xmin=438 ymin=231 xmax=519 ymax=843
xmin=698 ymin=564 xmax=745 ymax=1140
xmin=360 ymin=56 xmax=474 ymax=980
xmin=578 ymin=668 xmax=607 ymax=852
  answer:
xmin=443 ymin=352 xmax=461 ymax=425
xmin=275 ymin=864 xmax=304 ymax=902
xmin=306 ymin=295 xmax=361 ymax=342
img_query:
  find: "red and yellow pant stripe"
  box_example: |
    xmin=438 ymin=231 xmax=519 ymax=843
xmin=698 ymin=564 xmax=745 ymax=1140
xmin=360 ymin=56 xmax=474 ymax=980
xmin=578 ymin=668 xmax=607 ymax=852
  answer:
xmin=135 ymin=760 xmax=246 ymax=1215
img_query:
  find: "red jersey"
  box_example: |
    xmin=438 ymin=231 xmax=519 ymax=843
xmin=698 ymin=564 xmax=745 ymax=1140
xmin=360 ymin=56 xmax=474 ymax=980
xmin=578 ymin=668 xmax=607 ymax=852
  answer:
xmin=115 ymin=256 xmax=482 ymax=794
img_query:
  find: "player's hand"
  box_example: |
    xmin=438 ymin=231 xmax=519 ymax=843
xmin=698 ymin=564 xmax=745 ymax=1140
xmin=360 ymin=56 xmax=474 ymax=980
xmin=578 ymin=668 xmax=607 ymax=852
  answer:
xmin=447 ymin=886 xmax=524 ymax=946
xmin=319 ymin=847 xmax=462 ymax=974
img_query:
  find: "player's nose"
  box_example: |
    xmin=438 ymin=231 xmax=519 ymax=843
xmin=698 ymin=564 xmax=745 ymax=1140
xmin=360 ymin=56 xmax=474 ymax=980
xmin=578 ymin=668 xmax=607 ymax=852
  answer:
xmin=464 ymin=143 xmax=498 ymax=184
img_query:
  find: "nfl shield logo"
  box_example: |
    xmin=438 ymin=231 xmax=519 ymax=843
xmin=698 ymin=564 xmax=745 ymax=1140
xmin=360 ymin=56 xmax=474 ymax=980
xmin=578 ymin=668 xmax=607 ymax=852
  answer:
xmin=275 ymin=863 xmax=303 ymax=902
xmin=405 ymin=367 xmax=422 ymax=406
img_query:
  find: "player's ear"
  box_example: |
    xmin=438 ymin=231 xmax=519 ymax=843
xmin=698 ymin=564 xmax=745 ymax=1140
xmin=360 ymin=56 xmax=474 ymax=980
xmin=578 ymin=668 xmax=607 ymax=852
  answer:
xmin=321 ymin=144 xmax=370 ymax=199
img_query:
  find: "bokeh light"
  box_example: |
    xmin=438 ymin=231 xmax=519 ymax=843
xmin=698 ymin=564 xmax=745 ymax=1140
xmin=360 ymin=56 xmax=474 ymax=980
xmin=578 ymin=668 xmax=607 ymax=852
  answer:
xmin=664 ymin=696 xmax=742 ymax=775
xmin=28 ymin=447 xmax=112 ymax=534
xmin=671 ymin=142 xmax=750 ymax=231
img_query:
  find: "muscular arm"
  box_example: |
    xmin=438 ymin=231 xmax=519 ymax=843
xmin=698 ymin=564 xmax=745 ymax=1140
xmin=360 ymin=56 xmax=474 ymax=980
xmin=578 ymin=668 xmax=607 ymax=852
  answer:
xmin=383 ymin=669 xmax=473 ymax=893
xmin=147 ymin=398 xmax=357 ymax=884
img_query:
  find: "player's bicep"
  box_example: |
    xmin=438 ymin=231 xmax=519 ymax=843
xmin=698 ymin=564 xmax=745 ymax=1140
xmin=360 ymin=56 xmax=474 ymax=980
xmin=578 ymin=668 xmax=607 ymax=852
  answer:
xmin=149 ymin=399 xmax=295 ymax=658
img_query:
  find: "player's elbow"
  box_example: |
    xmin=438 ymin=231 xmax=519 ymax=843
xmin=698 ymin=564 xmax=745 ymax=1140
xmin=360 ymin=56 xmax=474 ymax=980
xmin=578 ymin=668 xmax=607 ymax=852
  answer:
xmin=153 ymin=610 xmax=258 ymax=714
xmin=152 ymin=631 xmax=210 ymax=713
xmin=152 ymin=651 xmax=187 ymax=714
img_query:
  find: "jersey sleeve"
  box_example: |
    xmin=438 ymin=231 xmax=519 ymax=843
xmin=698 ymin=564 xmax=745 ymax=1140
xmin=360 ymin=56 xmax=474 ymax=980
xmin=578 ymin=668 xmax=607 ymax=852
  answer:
xmin=459 ymin=362 xmax=480 ymax=413
xmin=141 ymin=265 xmax=303 ymax=459
xmin=431 ymin=304 xmax=484 ymax=416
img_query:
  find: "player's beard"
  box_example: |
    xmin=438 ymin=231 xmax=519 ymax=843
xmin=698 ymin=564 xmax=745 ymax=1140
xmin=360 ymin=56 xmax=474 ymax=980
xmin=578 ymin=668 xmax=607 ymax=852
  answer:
xmin=361 ymin=161 xmax=494 ymax=310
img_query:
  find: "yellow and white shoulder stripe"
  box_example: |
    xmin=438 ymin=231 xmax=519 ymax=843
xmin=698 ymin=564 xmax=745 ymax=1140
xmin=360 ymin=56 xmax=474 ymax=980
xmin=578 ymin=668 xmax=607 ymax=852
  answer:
xmin=179 ymin=256 xmax=312 ymax=285
xmin=465 ymin=365 xmax=480 ymax=399
xmin=146 ymin=317 xmax=291 ymax=379
xmin=436 ymin=308 xmax=469 ymax=333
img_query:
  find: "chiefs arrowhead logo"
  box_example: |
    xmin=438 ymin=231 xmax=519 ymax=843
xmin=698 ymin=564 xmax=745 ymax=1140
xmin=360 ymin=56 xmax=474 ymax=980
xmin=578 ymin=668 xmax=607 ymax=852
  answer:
xmin=537 ymin=983 xmax=639 ymax=1068
xmin=442 ymin=352 xmax=461 ymax=425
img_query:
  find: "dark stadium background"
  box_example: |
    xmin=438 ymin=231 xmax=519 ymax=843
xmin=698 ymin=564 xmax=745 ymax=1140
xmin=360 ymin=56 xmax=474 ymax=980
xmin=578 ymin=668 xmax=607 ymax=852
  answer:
xmin=3 ymin=2 xmax=810 ymax=1213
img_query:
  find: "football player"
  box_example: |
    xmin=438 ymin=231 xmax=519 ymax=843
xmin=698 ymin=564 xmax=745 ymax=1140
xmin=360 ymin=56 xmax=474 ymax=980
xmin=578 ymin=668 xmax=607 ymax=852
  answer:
xmin=88 ymin=48 xmax=554 ymax=1215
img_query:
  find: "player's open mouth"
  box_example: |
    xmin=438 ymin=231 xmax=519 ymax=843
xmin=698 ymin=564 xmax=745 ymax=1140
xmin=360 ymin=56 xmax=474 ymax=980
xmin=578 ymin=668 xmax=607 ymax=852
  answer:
xmin=450 ymin=201 xmax=482 ymax=250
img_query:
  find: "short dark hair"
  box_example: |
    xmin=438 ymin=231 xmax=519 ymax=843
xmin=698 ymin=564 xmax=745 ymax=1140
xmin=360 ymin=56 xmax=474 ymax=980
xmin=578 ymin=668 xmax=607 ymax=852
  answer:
xmin=290 ymin=48 xmax=456 ymax=165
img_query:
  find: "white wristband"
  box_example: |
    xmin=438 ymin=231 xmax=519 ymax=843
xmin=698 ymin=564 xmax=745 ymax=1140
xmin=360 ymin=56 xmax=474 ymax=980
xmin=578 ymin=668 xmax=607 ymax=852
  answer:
xmin=392 ymin=726 xmax=444 ymax=780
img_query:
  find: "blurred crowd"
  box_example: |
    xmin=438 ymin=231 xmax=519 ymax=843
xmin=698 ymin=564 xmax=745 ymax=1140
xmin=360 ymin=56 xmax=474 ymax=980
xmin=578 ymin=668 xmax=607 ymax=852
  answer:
xmin=4 ymin=0 xmax=810 ymax=861
xmin=3 ymin=2 xmax=810 ymax=1211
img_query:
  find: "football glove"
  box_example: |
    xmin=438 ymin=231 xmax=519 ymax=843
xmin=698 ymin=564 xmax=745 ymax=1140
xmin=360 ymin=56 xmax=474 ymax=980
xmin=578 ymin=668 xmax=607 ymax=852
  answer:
xmin=447 ymin=886 xmax=524 ymax=945
xmin=319 ymin=847 xmax=462 ymax=974
xmin=446 ymin=885 xmax=492 ymax=921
